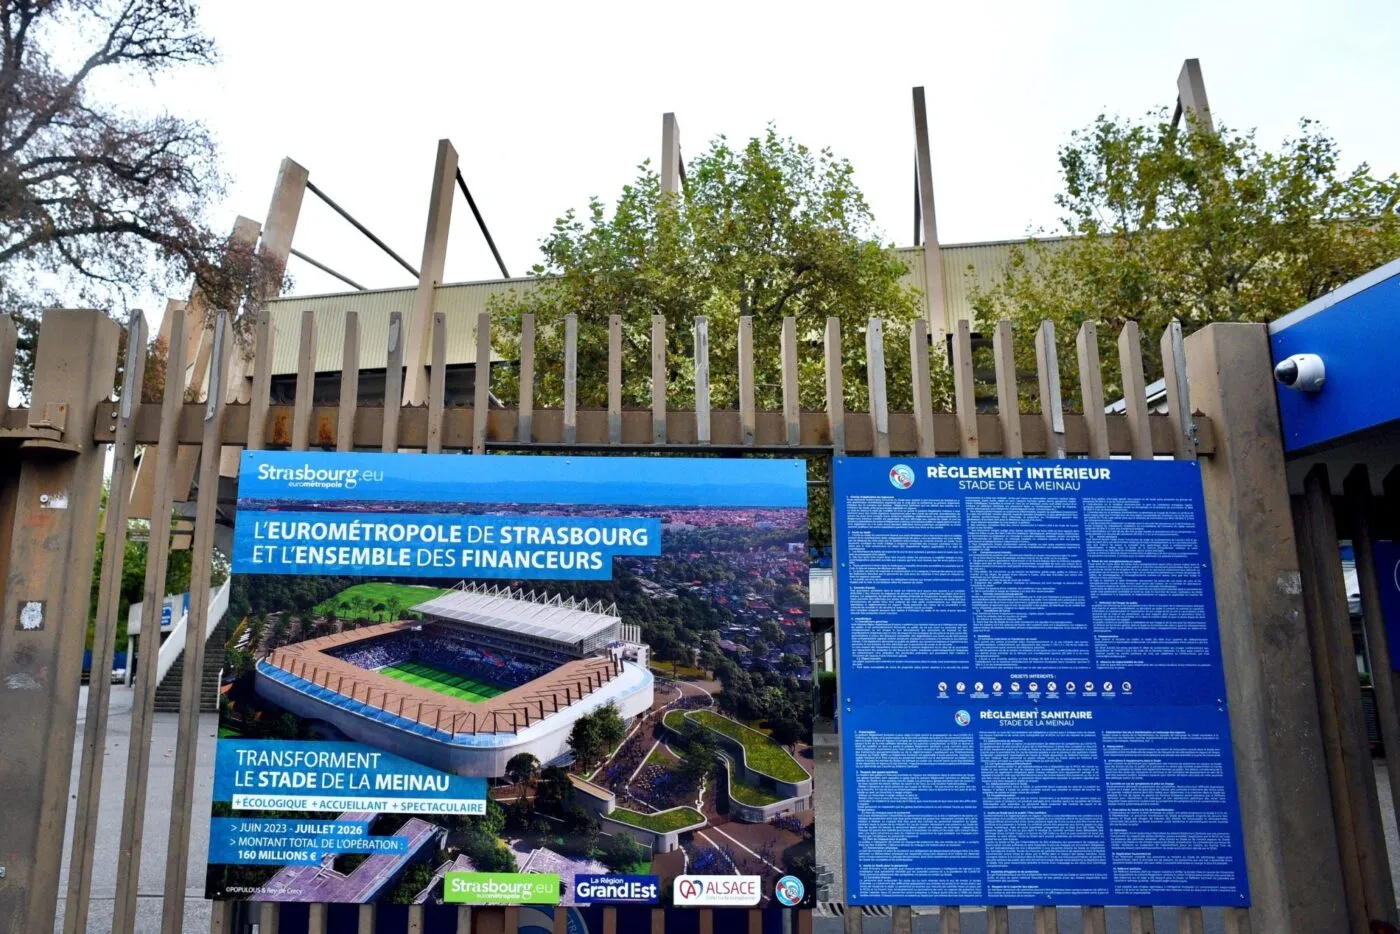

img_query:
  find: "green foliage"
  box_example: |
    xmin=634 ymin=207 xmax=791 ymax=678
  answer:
xmin=568 ymin=703 xmax=627 ymax=772
xmin=687 ymin=710 xmax=808 ymax=783
xmin=600 ymin=832 xmax=649 ymax=871
xmin=972 ymin=111 xmax=1400 ymax=403
xmin=505 ymin=752 xmax=540 ymax=792
xmin=488 ymin=126 xmax=926 ymax=414
xmin=387 ymin=859 xmax=437 ymax=904
xmin=536 ymin=766 xmax=573 ymax=815
xmin=608 ymin=806 xmax=704 ymax=833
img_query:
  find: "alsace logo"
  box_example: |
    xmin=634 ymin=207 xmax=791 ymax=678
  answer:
xmin=673 ymin=874 xmax=762 ymax=906
xmin=574 ymin=874 xmax=660 ymax=904
xmin=889 ymin=464 xmax=916 ymax=490
xmin=256 ymin=462 xmax=384 ymax=491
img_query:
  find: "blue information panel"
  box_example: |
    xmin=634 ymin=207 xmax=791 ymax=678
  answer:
xmin=834 ymin=458 xmax=1249 ymax=906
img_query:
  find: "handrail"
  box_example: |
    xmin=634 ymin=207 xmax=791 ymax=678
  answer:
xmin=154 ymin=577 xmax=231 ymax=687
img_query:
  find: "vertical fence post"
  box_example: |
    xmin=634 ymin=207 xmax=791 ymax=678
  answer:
xmin=518 ymin=313 xmax=535 ymax=443
xmin=63 ymin=313 xmax=147 ymax=934
xmin=246 ymin=309 xmax=275 ymax=451
xmin=652 ymin=314 xmax=667 ymax=443
xmin=866 ymin=318 xmax=889 ymax=457
xmin=473 ymin=311 xmax=491 ymax=454
xmin=993 ymin=319 xmax=1021 ymax=458
xmin=427 ymin=311 xmax=447 ymax=454
xmin=1347 ymin=467 xmax=1400 ymax=836
xmin=383 ymin=311 xmax=405 ymax=451
xmin=291 ymin=309 xmax=316 ymax=450
xmin=825 ymin=317 xmax=845 ymax=455
xmin=1034 ymin=321 xmax=1064 ymax=459
xmin=781 ymin=316 xmax=801 ymax=446
xmin=337 ymin=311 xmax=360 ymax=450
xmin=694 ymin=316 xmax=711 ymax=444
xmin=161 ymin=312 xmax=233 ymax=934
xmin=951 ymin=319 xmax=977 ymax=455
xmin=111 ymin=310 xmax=188 ymax=934
xmin=1295 ymin=464 xmax=1396 ymax=932
xmin=909 ymin=319 xmax=935 ymax=456
xmin=563 ymin=314 xmax=578 ymax=445
xmin=608 ymin=315 xmax=623 ymax=445
xmin=1076 ymin=322 xmax=1109 ymax=459
xmin=739 ymin=316 xmax=756 ymax=445
xmin=0 ymin=309 xmax=121 ymax=932
xmin=1183 ymin=322 xmax=1348 ymax=933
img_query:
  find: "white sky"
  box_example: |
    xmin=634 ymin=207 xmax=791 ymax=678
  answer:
xmin=97 ymin=0 xmax=1400 ymax=332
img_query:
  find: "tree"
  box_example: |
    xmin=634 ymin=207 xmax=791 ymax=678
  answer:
xmin=769 ymin=715 xmax=802 ymax=748
xmin=504 ymin=752 xmax=540 ymax=798
xmin=567 ymin=712 xmax=605 ymax=772
xmin=0 ymin=1 xmax=268 ymax=395
xmin=536 ymin=765 xmax=572 ymax=814
xmin=678 ymin=722 xmax=718 ymax=790
xmin=488 ymin=126 xmax=928 ymax=417
xmin=594 ymin=703 xmax=627 ymax=750
xmin=972 ymin=111 xmax=1400 ymax=403
xmin=601 ymin=832 xmax=648 ymax=871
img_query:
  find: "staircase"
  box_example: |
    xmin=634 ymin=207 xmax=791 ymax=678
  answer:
xmin=154 ymin=617 xmax=228 ymax=713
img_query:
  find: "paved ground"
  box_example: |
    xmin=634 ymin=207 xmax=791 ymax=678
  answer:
xmin=53 ymin=685 xmax=217 ymax=934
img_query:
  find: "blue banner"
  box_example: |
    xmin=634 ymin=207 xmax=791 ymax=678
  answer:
xmin=208 ymin=817 xmax=408 ymax=865
xmin=572 ymin=874 xmax=662 ymax=904
xmin=835 ymin=458 xmax=1249 ymax=907
xmin=237 ymin=450 xmax=807 ymax=507
xmin=214 ymin=740 xmax=487 ymax=814
xmin=233 ymin=511 xmax=661 ymax=578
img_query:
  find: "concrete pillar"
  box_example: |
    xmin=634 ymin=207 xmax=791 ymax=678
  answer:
xmin=662 ymin=113 xmax=682 ymax=197
xmin=1183 ymin=322 xmax=1348 ymax=933
xmin=402 ymin=139 xmax=458 ymax=406
xmin=1177 ymin=58 xmax=1214 ymax=133
xmin=0 ymin=309 xmax=121 ymax=933
xmin=912 ymin=87 xmax=948 ymax=355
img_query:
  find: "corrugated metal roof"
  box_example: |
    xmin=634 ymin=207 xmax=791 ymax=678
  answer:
xmin=412 ymin=583 xmax=619 ymax=646
xmin=265 ymin=239 xmax=1068 ymax=374
xmin=264 ymin=278 xmax=541 ymax=375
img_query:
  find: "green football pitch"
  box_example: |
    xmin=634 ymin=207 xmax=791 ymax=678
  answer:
xmin=379 ymin=661 xmax=508 ymax=703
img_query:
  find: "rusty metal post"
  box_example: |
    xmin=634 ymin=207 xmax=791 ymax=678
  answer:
xmin=0 ymin=309 xmax=121 ymax=934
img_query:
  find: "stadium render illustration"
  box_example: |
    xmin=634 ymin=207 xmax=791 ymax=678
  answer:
xmin=253 ymin=582 xmax=655 ymax=777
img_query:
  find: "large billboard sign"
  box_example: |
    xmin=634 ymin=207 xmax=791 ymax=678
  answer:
xmin=834 ymin=458 xmax=1249 ymax=907
xmin=207 ymin=452 xmax=813 ymax=910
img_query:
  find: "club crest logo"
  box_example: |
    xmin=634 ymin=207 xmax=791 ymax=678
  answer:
xmin=889 ymin=464 xmax=916 ymax=489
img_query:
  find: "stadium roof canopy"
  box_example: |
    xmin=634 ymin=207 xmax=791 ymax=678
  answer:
xmin=412 ymin=584 xmax=620 ymax=645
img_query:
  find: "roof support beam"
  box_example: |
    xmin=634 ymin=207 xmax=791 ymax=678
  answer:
xmin=288 ymin=247 xmax=366 ymax=291
xmin=305 ymin=179 xmax=420 ymax=279
xmin=454 ymin=169 xmax=510 ymax=279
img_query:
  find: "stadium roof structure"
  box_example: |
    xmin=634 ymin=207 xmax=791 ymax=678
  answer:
xmin=412 ymin=583 xmax=620 ymax=647
xmin=263 ymin=620 xmax=628 ymax=735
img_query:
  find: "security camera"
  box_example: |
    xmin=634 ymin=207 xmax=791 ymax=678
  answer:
xmin=1274 ymin=353 xmax=1326 ymax=392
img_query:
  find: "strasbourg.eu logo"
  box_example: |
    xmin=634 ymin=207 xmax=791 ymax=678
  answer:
xmin=889 ymin=464 xmax=915 ymax=489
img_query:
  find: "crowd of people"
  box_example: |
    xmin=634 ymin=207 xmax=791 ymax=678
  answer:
xmin=329 ymin=631 xmax=556 ymax=689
